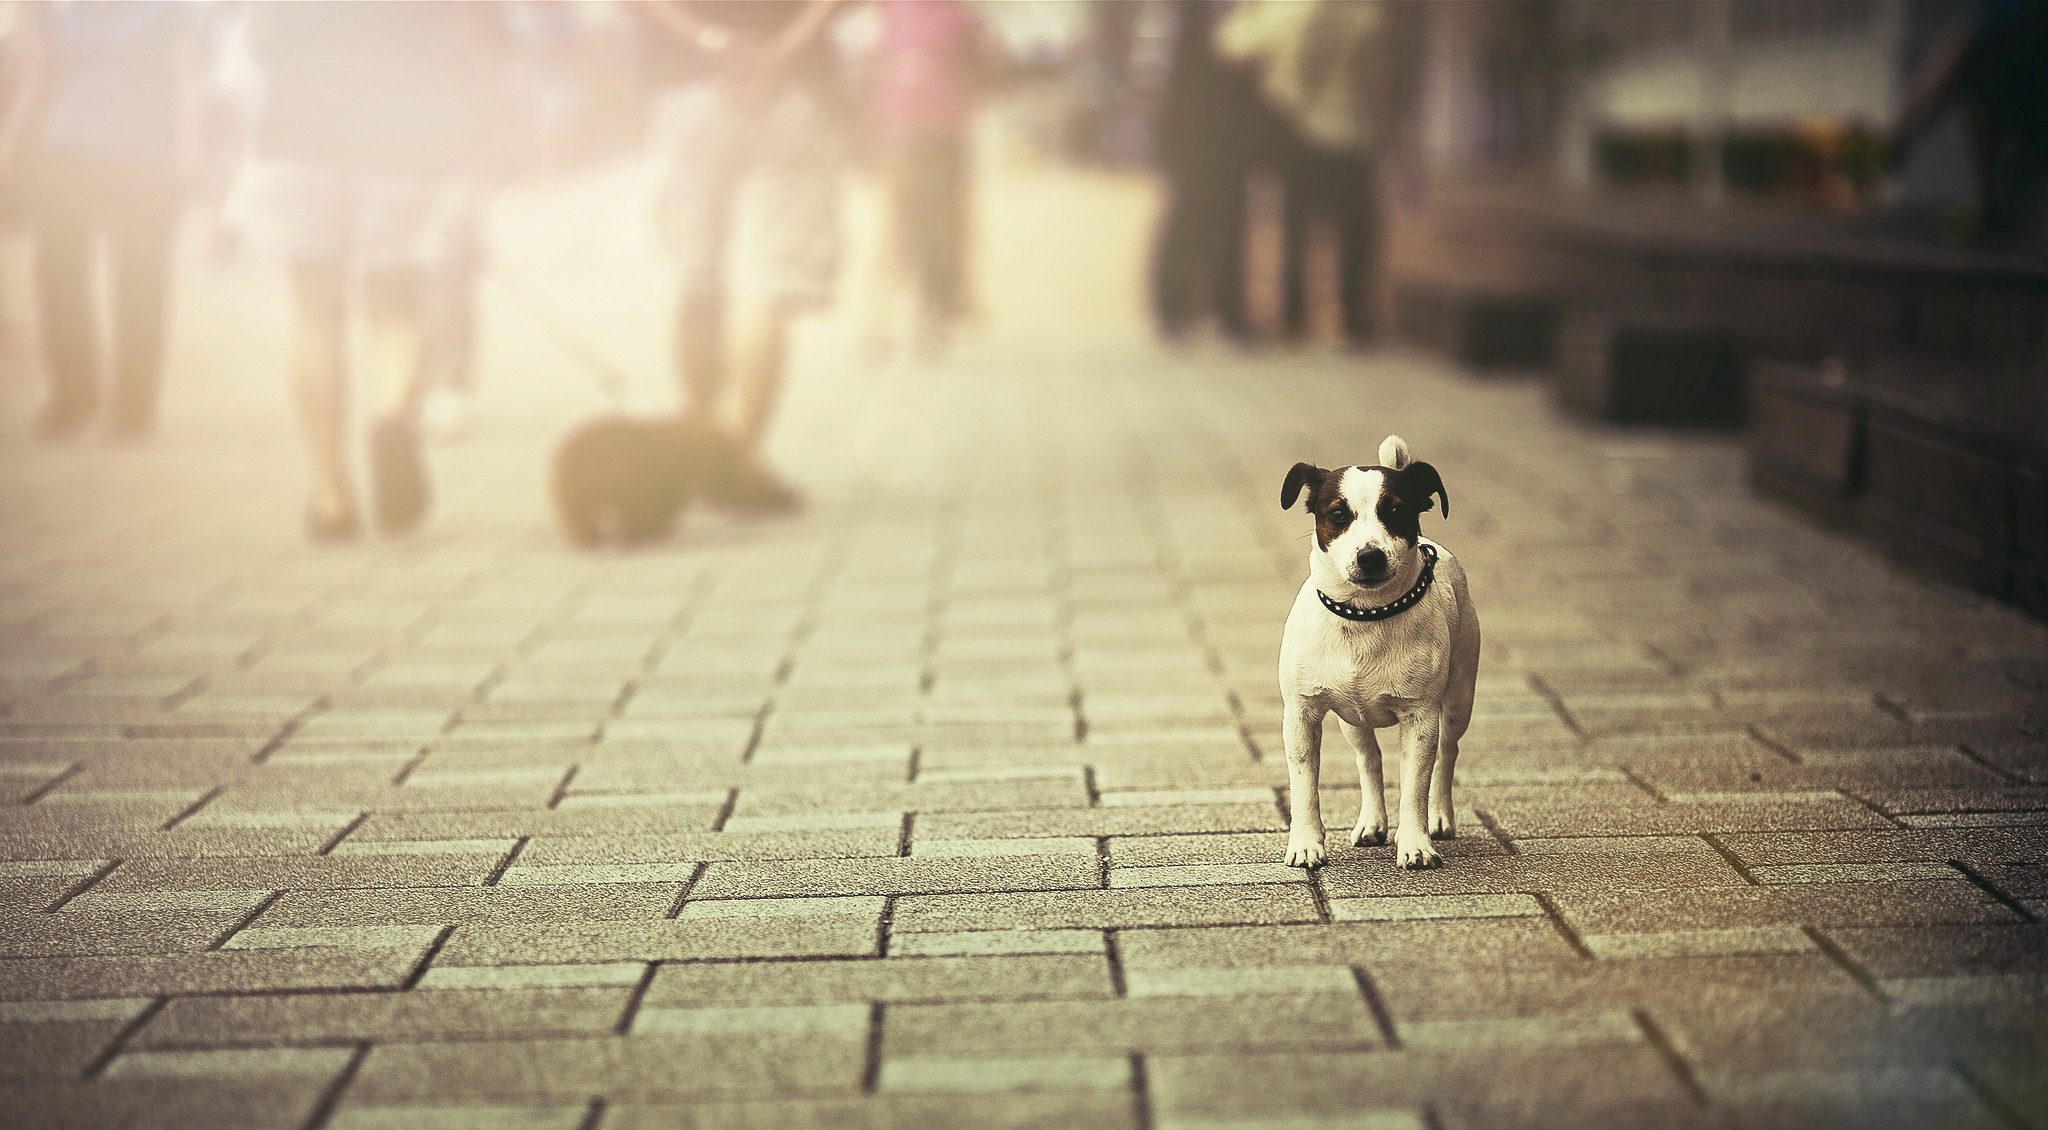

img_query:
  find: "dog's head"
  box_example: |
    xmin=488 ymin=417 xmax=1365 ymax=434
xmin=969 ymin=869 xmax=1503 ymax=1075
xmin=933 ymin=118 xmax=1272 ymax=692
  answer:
xmin=1281 ymin=436 xmax=1450 ymax=592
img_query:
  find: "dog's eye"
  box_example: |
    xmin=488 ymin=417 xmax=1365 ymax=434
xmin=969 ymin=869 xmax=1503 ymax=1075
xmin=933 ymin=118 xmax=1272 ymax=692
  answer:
xmin=1327 ymin=505 xmax=1352 ymax=526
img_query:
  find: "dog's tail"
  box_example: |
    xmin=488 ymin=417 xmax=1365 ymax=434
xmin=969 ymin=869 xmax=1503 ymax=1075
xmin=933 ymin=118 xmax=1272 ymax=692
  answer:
xmin=1378 ymin=435 xmax=1410 ymax=470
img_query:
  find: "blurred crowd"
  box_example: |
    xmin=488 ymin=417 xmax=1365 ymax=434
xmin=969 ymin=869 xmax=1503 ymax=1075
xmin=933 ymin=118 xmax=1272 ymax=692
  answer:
xmin=0 ymin=0 xmax=1006 ymax=543
xmin=0 ymin=0 xmax=1417 ymax=543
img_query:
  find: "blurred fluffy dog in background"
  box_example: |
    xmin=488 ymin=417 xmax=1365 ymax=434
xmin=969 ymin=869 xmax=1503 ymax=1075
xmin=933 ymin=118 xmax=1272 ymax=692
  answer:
xmin=551 ymin=415 xmax=736 ymax=546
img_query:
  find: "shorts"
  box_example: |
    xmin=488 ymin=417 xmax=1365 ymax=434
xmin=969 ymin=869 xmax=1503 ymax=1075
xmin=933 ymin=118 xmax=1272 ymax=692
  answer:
xmin=655 ymin=83 xmax=841 ymax=308
xmin=228 ymin=161 xmax=476 ymax=271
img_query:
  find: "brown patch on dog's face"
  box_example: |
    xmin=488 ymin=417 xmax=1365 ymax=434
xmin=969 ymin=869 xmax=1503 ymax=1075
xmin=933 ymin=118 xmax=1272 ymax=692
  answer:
xmin=1282 ymin=463 xmax=1357 ymax=550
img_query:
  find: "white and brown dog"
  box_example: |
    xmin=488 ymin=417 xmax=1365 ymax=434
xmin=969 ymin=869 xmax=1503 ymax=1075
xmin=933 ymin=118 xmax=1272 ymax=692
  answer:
xmin=1278 ymin=436 xmax=1480 ymax=869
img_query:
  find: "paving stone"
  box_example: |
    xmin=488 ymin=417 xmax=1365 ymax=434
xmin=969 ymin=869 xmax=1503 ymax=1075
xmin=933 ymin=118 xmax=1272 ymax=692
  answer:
xmin=1398 ymin=1012 xmax=1642 ymax=1050
xmin=517 ymin=829 xmax=902 ymax=865
xmin=1318 ymin=852 xmax=1745 ymax=899
xmin=254 ymin=883 xmax=682 ymax=928
xmin=1748 ymin=861 xmax=1962 ymax=884
xmin=94 ymin=854 xmax=498 ymax=892
xmin=877 ymin=1055 xmax=1131 ymax=1093
xmin=345 ymin=1033 xmax=867 ymax=1103
xmin=889 ymin=929 xmax=1107 ymax=958
xmin=644 ymin=954 xmax=1113 ymax=1007
xmin=893 ymin=885 xmax=1322 ymax=932
xmin=1820 ymin=924 xmax=2048 ymax=977
xmin=0 ymin=909 xmax=247 ymax=957
xmin=1547 ymin=882 xmax=2017 ymax=933
xmin=1116 ymin=921 xmax=1582 ymax=970
xmin=1328 ymin=894 xmax=1545 ymax=922
xmin=1109 ymin=863 xmax=1306 ymax=888
xmin=914 ymin=804 xmax=1287 ymax=841
xmin=602 ymin=1094 xmax=1138 ymax=1130
xmin=222 ymin=924 xmax=445 ymax=951
xmin=326 ymin=1103 xmax=592 ymax=1130
xmin=0 ymin=945 xmax=429 ymax=999
xmin=434 ymin=916 xmax=882 ymax=966
xmin=132 ymin=987 xmax=632 ymax=1048
xmin=1581 ymin=926 xmax=1818 ymax=959
xmin=631 ymin=1004 xmax=869 ymax=1036
xmin=1123 ymin=965 xmax=1359 ymax=997
xmin=417 ymin=962 xmax=648 ymax=990
xmin=911 ymin=836 xmax=1101 ymax=858
xmin=689 ymin=855 xmax=1102 ymax=900
xmin=0 ymin=1077 xmax=334 ymax=1129
xmin=105 ymin=1045 xmax=357 ymax=1079
xmin=1147 ymin=1046 xmax=1698 ymax=1123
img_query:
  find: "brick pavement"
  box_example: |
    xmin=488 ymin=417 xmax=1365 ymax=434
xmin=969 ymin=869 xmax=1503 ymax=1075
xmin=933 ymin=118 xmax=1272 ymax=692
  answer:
xmin=2 ymin=167 xmax=2046 ymax=1129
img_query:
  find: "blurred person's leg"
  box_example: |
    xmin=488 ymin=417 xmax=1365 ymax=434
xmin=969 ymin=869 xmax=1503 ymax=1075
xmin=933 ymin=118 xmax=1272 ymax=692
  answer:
xmin=288 ymin=260 xmax=355 ymax=538
xmin=914 ymin=133 xmax=969 ymax=352
xmin=106 ymin=167 xmax=181 ymax=437
xmin=705 ymin=87 xmax=840 ymax=514
xmin=30 ymin=153 xmax=102 ymax=436
xmin=1277 ymin=141 xmax=1329 ymax=342
xmin=657 ymin=86 xmax=741 ymax=421
xmin=1210 ymin=158 xmax=1251 ymax=341
xmin=362 ymin=265 xmax=431 ymax=532
xmin=421 ymin=204 xmax=483 ymax=440
xmin=1334 ymin=154 xmax=1379 ymax=344
xmin=1150 ymin=174 xmax=1204 ymax=337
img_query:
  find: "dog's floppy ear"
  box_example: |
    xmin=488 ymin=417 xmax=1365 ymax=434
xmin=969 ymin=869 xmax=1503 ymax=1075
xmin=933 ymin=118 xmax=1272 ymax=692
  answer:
xmin=1398 ymin=461 xmax=1450 ymax=520
xmin=1281 ymin=462 xmax=1326 ymax=511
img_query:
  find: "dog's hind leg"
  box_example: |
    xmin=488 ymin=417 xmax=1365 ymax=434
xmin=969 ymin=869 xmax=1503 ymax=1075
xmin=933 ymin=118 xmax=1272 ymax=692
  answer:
xmin=1339 ymin=719 xmax=1387 ymax=846
xmin=1281 ymin=701 xmax=1328 ymax=868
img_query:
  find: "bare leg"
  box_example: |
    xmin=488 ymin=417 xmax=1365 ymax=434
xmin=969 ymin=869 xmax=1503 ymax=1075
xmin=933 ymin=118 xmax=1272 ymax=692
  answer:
xmin=362 ymin=268 xmax=426 ymax=423
xmin=1282 ymin=703 xmax=1327 ymax=867
xmin=729 ymin=295 xmax=788 ymax=451
xmin=673 ymin=291 xmax=724 ymax=422
xmin=289 ymin=262 xmax=352 ymax=526
xmin=1394 ymin=713 xmax=1442 ymax=869
xmin=362 ymin=268 xmax=431 ymax=532
xmin=1339 ymin=719 xmax=1386 ymax=846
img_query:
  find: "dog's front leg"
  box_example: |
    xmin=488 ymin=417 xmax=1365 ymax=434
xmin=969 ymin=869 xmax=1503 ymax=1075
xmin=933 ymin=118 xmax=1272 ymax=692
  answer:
xmin=1281 ymin=700 xmax=1327 ymax=867
xmin=1394 ymin=712 xmax=1442 ymax=869
xmin=1338 ymin=719 xmax=1386 ymax=846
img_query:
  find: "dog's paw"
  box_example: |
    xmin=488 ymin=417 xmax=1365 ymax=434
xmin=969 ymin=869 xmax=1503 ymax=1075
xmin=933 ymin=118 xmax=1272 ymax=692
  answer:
xmin=1395 ymin=836 xmax=1442 ymax=869
xmin=1427 ymin=810 xmax=1456 ymax=840
xmin=1350 ymin=819 xmax=1387 ymax=847
xmin=1283 ymin=835 xmax=1327 ymax=869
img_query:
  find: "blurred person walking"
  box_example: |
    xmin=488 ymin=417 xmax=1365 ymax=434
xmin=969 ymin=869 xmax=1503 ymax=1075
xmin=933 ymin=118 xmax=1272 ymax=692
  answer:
xmin=863 ymin=0 xmax=985 ymax=360
xmin=236 ymin=3 xmax=511 ymax=540
xmin=645 ymin=1 xmax=847 ymax=514
xmin=0 ymin=0 xmax=207 ymax=439
xmin=1220 ymin=0 xmax=1405 ymax=345
xmin=1152 ymin=0 xmax=1285 ymax=343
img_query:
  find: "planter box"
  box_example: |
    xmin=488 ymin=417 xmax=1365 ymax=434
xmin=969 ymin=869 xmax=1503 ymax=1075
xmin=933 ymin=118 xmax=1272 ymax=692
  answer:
xmin=1395 ymin=284 xmax=1559 ymax=369
xmin=2013 ymin=464 xmax=2046 ymax=616
xmin=1860 ymin=403 xmax=2014 ymax=598
xmin=1558 ymin=312 xmax=1745 ymax=427
xmin=1746 ymin=359 xmax=1864 ymax=523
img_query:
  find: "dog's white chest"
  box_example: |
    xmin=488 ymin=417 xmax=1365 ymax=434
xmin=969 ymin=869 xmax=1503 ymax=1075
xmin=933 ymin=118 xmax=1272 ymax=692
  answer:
xmin=1280 ymin=588 xmax=1453 ymax=729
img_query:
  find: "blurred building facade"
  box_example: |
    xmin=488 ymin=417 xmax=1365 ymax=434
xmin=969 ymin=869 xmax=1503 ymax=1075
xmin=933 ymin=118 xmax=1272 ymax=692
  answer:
xmin=1379 ymin=0 xmax=2045 ymax=619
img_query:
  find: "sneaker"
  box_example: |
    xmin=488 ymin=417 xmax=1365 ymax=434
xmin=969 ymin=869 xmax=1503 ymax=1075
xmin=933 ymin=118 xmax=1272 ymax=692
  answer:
xmin=704 ymin=453 xmax=803 ymax=515
xmin=371 ymin=418 xmax=431 ymax=533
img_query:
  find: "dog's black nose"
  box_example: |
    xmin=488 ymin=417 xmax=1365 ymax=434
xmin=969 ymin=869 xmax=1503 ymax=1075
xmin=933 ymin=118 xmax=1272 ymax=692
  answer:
xmin=1356 ymin=548 xmax=1387 ymax=576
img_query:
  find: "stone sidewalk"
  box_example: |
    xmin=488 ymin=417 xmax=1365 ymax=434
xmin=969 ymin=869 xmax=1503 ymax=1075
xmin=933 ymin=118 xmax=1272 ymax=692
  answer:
xmin=2 ymin=173 xmax=2047 ymax=1128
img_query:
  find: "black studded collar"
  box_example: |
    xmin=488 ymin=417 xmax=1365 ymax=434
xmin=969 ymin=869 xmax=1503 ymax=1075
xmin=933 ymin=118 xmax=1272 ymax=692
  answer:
xmin=1317 ymin=543 xmax=1438 ymax=623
